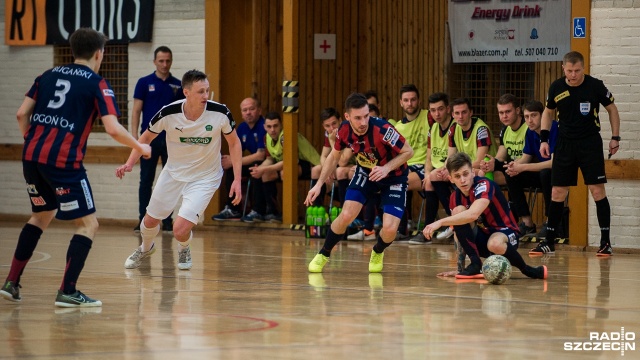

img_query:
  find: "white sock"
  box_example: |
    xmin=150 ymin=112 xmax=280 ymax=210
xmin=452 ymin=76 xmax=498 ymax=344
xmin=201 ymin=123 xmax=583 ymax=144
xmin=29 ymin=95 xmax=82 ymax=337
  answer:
xmin=177 ymin=231 xmax=192 ymax=249
xmin=139 ymin=220 xmax=160 ymax=252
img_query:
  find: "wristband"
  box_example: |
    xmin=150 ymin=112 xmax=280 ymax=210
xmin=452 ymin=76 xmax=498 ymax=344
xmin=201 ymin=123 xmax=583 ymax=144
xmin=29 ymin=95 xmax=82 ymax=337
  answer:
xmin=540 ymin=129 xmax=550 ymax=143
xmin=611 ymin=136 xmax=621 ymax=141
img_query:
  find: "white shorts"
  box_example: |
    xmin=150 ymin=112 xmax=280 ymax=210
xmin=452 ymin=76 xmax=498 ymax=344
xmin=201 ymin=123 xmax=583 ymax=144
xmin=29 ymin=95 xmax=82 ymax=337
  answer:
xmin=146 ymin=169 xmax=221 ymax=224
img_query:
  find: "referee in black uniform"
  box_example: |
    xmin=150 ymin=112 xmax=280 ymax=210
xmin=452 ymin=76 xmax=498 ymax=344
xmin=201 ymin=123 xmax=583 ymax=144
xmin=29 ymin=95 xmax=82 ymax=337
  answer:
xmin=530 ymin=51 xmax=620 ymax=256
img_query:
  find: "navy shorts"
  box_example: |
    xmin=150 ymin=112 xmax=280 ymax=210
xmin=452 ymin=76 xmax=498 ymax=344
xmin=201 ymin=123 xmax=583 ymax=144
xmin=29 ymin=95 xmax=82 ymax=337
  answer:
xmin=474 ymin=227 xmax=519 ymax=258
xmin=345 ymin=166 xmax=407 ymax=219
xmin=408 ymin=164 xmax=425 ymax=181
xmin=22 ymin=161 xmax=96 ymax=220
xmin=552 ymin=134 xmax=607 ymax=186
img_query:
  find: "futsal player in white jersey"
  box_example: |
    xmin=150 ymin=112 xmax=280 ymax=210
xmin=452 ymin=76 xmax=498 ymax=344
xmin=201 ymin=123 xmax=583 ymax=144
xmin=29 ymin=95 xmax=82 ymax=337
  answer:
xmin=116 ymin=69 xmax=242 ymax=270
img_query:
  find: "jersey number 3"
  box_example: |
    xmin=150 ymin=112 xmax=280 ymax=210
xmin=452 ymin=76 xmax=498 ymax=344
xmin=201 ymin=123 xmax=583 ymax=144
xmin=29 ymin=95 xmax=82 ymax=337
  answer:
xmin=47 ymin=79 xmax=71 ymax=109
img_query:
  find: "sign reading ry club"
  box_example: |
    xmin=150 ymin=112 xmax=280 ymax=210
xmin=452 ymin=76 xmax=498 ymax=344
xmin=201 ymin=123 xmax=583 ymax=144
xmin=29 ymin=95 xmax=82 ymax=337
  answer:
xmin=5 ymin=0 xmax=155 ymax=46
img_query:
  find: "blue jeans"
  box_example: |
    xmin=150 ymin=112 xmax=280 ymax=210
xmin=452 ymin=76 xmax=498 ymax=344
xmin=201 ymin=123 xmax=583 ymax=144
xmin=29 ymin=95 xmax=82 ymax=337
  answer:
xmin=139 ymin=136 xmax=172 ymax=224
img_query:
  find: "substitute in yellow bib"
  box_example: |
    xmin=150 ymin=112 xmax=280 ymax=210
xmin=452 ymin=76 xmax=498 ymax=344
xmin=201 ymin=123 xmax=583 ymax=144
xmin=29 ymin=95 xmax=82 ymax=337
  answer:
xmin=448 ymin=98 xmax=497 ymax=172
xmin=389 ymin=84 xmax=434 ymax=239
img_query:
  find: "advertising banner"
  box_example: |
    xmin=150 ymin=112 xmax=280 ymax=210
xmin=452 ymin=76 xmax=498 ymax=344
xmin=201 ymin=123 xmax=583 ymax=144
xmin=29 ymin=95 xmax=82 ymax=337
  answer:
xmin=449 ymin=0 xmax=571 ymax=63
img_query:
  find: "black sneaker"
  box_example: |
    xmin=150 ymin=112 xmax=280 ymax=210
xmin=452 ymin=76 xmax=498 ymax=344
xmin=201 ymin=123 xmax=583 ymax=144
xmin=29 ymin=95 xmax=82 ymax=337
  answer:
xmin=596 ymin=243 xmax=612 ymax=257
xmin=133 ymin=223 xmax=141 ymax=233
xmin=0 ymin=281 xmax=21 ymax=302
xmin=519 ymin=222 xmax=536 ymax=236
xmin=455 ymin=262 xmax=484 ymax=279
xmin=241 ymin=210 xmax=264 ymax=223
xmin=394 ymin=232 xmax=411 ymax=242
xmin=264 ymin=213 xmax=282 ymax=223
xmin=55 ymin=290 xmax=102 ymax=308
xmin=529 ymin=240 xmax=555 ymax=256
xmin=212 ymin=206 xmax=242 ymax=221
xmin=408 ymin=232 xmax=431 ymax=245
xmin=523 ymin=265 xmax=548 ymax=279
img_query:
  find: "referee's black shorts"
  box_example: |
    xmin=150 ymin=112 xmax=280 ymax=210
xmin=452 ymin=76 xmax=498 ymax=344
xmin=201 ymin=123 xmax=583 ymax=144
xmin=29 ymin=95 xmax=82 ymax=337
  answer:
xmin=551 ymin=133 xmax=607 ymax=186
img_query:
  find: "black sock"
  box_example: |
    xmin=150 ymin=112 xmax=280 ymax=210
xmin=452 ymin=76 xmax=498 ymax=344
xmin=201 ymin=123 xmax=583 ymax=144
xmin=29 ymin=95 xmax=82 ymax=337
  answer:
xmin=453 ymin=224 xmax=481 ymax=266
xmin=398 ymin=212 xmax=408 ymax=235
xmin=433 ymin=181 xmax=452 ymax=215
xmin=338 ymin=179 xmax=349 ymax=205
xmin=62 ymin=235 xmax=93 ymax=294
xmin=545 ymin=200 xmax=564 ymax=244
xmin=319 ymin=228 xmax=343 ymax=257
xmin=595 ymin=197 xmax=611 ymax=245
xmin=252 ymin=177 xmax=266 ymax=214
xmin=7 ymin=223 xmax=43 ymax=283
xmin=364 ymin=201 xmax=376 ymax=231
xmin=263 ymin=180 xmax=279 ymax=214
xmin=373 ymin=234 xmax=392 ymax=254
xmin=503 ymin=242 xmax=527 ymax=272
xmin=424 ymin=191 xmax=439 ymax=224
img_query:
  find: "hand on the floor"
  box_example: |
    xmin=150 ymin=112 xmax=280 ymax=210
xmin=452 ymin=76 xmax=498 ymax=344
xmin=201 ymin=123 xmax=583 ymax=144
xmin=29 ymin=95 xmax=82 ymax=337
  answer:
xmin=437 ymin=270 xmax=458 ymax=277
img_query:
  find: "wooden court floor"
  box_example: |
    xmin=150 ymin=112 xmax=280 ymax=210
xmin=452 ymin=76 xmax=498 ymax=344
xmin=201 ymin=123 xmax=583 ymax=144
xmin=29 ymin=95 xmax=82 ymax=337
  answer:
xmin=1 ymin=221 xmax=639 ymax=359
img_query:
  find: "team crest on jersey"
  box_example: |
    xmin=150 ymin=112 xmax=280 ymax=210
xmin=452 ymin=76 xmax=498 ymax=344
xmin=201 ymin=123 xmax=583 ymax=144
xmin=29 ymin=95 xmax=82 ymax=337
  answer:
xmin=27 ymin=184 xmax=38 ymax=195
xmin=473 ymin=181 xmax=488 ymax=197
xmin=242 ymin=134 xmax=247 ymax=143
xmin=355 ymin=152 xmax=378 ymax=169
xmin=102 ymin=89 xmax=115 ymax=97
xmin=382 ymin=127 xmax=400 ymax=146
xmin=205 ymin=125 xmax=213 ymax=131
xmin=149 ymin=84 xmax=156 ymax=92
xmin=580 ymin=102 xmax=590 ymax=116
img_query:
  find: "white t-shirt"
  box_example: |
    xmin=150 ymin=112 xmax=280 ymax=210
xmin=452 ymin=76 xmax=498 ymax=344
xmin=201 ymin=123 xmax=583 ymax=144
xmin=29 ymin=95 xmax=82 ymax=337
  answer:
xmin=148 ymin=99 xmax=235 ymax=182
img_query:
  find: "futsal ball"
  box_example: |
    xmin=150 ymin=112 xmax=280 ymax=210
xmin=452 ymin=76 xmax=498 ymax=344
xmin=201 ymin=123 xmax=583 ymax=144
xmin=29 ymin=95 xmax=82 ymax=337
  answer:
xmin=482 ymin=255 xmax=512 ymax=285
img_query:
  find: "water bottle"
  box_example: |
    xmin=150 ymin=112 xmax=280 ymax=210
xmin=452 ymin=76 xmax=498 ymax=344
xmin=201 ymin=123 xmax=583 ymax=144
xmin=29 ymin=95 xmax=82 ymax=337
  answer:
xmin=306 ymin=206 xmax=313 ymax=226
xmin=308 ymin=206 xmax=315 ymax=225
xmin=484 ymin=156 xmax=494 ymax=181
xmin=330 ymin=206 xmax=338 ymax=222
xmin=316 ymin=207 xmax=326 ymax=226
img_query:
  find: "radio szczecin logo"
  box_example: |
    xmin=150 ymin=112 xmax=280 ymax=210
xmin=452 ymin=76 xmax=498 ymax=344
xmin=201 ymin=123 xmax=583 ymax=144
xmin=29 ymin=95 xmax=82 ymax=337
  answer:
xmin=564 ymin=327 xmax=635 ymax=356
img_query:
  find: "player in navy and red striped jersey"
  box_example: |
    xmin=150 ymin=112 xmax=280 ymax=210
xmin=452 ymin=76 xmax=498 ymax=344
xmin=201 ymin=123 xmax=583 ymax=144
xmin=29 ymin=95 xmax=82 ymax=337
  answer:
xmin=0 ymin=28 xmax=150 ymax=308
xmin=422 ymin=152 xmax=547 ymax=280
xmin=305 ymin=93 xmax=413 ymax=274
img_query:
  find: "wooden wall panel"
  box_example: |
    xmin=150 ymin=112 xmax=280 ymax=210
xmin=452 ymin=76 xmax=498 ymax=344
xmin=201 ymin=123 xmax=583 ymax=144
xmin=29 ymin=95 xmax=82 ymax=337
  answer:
xmin=535 ymin=61 xmax=563 ymax=105
xmin=249 ymin=0 xmax=449 ymax=148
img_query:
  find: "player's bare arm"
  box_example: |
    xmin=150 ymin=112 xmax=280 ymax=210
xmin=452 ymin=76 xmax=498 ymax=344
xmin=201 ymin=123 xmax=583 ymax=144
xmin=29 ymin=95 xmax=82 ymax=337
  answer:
xmin=369 ymin=142 xmax=413 ymax=182
xmin=16 ymin=97 xmax=36 ymax=136
xmin=115 ymin=130 xmax=157 ymax=179
xmin=305 ymin=148 xmax=340 ymax=205
xmin=224 ymin=129 xmax=244 ymax=206
xmin=423 ymin=198 xmax=489 ymax=239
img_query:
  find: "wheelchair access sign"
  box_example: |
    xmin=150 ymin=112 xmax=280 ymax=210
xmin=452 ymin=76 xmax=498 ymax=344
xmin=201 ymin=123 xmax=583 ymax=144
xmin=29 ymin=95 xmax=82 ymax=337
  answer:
xmin=573 ymin=17 xmax=586 ymax=38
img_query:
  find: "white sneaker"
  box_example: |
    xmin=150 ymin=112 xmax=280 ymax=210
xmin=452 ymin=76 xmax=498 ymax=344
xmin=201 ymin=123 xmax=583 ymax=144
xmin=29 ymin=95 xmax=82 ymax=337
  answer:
xmin=124 ymin=243 xmax=156 ymax=269
xmin=177 ymin=245 xmax=192 ymax=270
xmin=347 ymin=229 xmax=376 ymax=241
xmin=436 ymin=226 xmax=454 ymax=240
